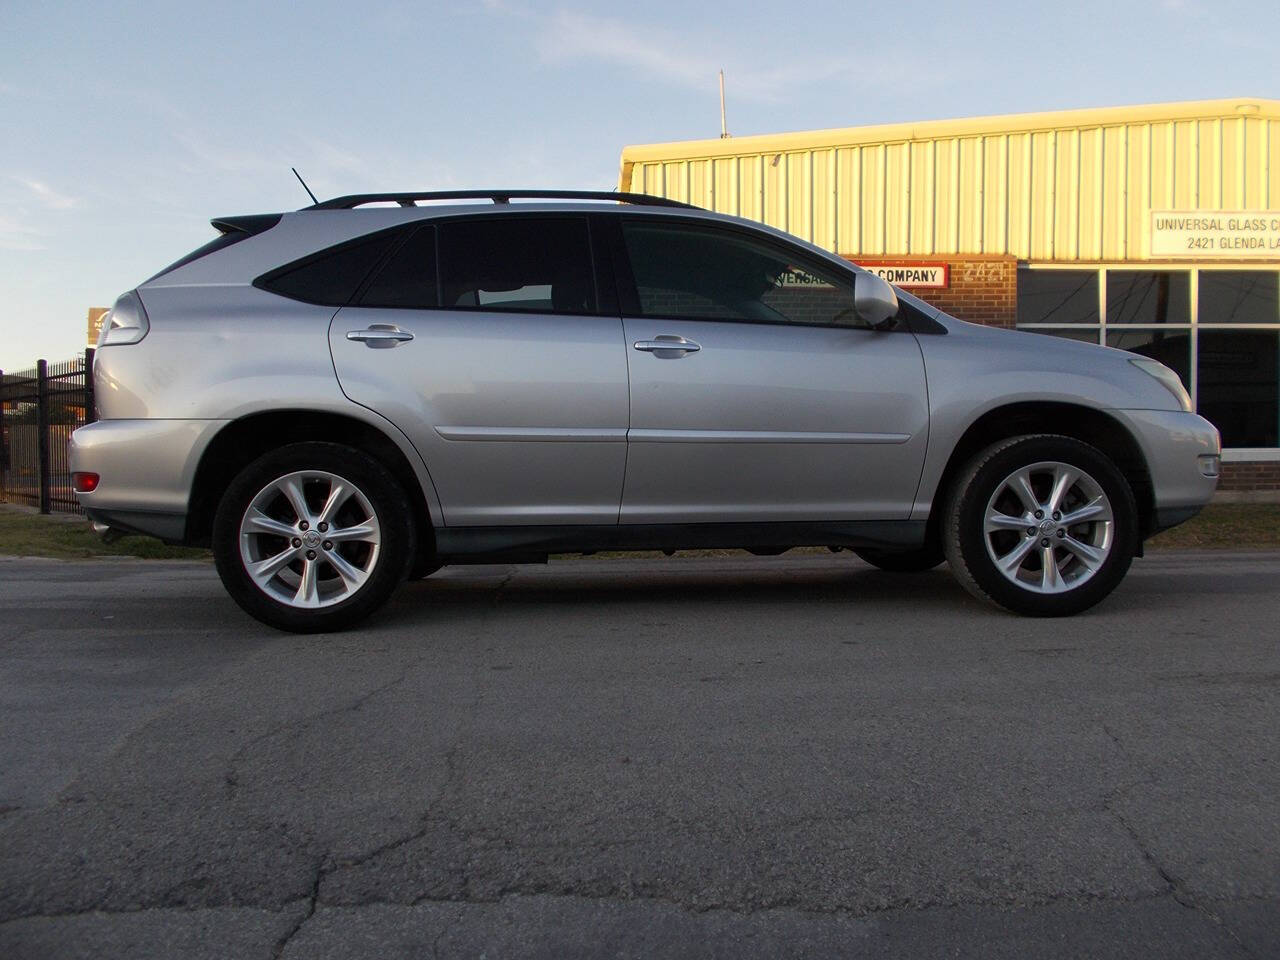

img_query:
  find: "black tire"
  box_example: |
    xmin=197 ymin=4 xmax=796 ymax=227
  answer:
xmin=212 ymin=442 xmax=415 ymax=633
xmin=854 ymin=545 xmax=945 ymax=573
xmin=942 ymin=435 xmax=1138 ymax=617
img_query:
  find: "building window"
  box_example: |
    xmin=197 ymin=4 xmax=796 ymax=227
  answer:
xmin=1198 ymin=271 xmax=1280 ymax=325
xmin=1196 ymin=331 xmax=1279 ymax=447
xmin=1016 ymin=266 xmax=1280 ymax=450
xmin=1016 ymin=270 xmax=1099 ymax=324
xmin=1106 ymin=271 xmax=1190 ymax=325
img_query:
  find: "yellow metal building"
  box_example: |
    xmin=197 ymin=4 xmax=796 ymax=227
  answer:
xmin=619 ymin=98 xmax=1280 ymax=481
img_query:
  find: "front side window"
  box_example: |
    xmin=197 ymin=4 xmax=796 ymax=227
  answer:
xmin=437 ymin=217 xmax=596 ymax=315
xmin=621 ymin=220 xmax=860 ymax=326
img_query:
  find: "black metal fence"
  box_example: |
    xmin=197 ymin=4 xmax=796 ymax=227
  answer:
xmin=0 ymin=350 xmax=96 ymax=515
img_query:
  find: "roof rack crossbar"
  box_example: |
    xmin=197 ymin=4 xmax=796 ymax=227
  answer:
xmin=304 ymin=190 xmax=697 ymax=211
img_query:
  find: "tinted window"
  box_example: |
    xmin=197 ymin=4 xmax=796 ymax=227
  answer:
xmin=1106 ymin=271 xmax=1190 ymax=324
xmin=437 ymin=217 xmax=596 ymax=315
xmin=361 ymin=226 xmax=438 ymax=308
xmin=1016 ymin=269 xmax=1099 ymax=323
xmin=1197 ymin=331 xmax=1278 ymax=447
xmin=1198 ymin=271 xmax=1279 ymax=325
xmin=622 ymin=221 xmax=859 ymax=326
xmin=257 ymin=229 xmax=406 ymax=306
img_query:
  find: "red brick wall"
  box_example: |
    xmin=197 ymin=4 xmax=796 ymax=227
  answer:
xmin=1218 ymin=461 xmax=1280 ymax=491
xmin=846 ymin=255 xmax=1018 ymax=328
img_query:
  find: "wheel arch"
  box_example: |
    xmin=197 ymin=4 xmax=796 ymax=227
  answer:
xmin=185 ymin=409 xmax=438 ymax=551
xmin=924 ymin=402 xmax=1155 ymax=543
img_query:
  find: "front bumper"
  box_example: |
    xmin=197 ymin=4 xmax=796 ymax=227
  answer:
xmin=1112 ymin=409 xmax=1220 ymax=533
xmin=69 ymin=418 xmax=228 ymax=541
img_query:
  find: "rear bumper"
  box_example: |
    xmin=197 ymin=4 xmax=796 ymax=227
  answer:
xmin=69 ymin=419 xmax=228 ymax=541
xmin=1112 ymin=409 xmax=1220 ymax=531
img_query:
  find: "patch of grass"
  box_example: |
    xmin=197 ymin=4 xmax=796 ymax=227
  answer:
xmin=1 ymin=501 xmax=1275 ymax=563
xmin=0 ymin=506 xmax=210 ymax=561
xmin=1145 ymin=503 xmax=1280 ymax=550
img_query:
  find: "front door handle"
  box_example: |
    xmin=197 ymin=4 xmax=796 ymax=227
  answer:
xmin=347 ymin=324 xmax=414 ymax=348
xmin=633 ymin=335 xmax=701 ymax=357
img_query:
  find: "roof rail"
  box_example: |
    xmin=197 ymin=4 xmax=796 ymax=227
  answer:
xmin=304 ymin=190 xmax=698 ymax=211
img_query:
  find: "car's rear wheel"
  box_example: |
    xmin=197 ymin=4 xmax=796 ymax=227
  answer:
xmin=212 ymin=442 xmax=414 ymax=632
xmin=853 ymin=545 xmax=945 ymax=573
xmin=942 ymin=435 xmax=1137 ymax=616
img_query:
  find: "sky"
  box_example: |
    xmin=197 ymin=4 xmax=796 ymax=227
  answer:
xmin=1 ymin=0 xmax=1277 ymax=369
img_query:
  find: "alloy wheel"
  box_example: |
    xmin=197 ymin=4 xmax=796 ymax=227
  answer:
xmin=237 ymin=470 xmax=382 ymax=609
xmin=981 ymin=460 xmax=1114 ymax=594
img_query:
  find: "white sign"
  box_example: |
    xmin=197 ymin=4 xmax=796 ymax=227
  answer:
xmin=865 ymin=264 xmax=947 ymax=288
xmin=1150 ymin=211 xmax=1280 ymax=258
xmin=858 ymin=263 xmax=949 ymax=288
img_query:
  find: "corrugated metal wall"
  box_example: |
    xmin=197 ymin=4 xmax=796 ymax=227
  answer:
xmin=621 ymin=101 xmax=1280 ymax=262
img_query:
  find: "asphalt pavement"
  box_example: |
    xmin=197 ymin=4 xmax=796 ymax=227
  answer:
xmin=1 ymin=551 xmax=1277 ymax=959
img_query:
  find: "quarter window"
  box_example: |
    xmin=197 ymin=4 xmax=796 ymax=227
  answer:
xmin=621 ymin=221 xmax=860 ymax=326
xmin=255 ymin=228 xmax=408 ymax=306
xmin=437 ymin=217 xmax=596 ymax=315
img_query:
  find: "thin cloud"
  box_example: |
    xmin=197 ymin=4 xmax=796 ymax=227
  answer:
xmin=530 ymin=10 xmax=916 ymax=105
xmin=12 ymin=177 xmax=77 ymax=210
xmin=0 ymin=214 xmax=45 ymax=251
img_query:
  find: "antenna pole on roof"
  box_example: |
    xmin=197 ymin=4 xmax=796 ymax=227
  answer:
xmin=719 ymin=70 xmax=730 ymax=139
xmin=291 ymin=167 xmax=319 ymax=205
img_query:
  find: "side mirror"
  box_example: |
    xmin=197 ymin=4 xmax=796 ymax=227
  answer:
xmin=854 ymin=271 xmax=900 ymax=329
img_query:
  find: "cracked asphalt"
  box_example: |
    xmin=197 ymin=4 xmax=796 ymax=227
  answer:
xmin=1 ymin=551 xmax=1277 ymax=958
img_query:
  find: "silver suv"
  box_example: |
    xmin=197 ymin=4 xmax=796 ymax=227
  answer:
xmin=71 ymin=190 xmax=1220 ymax=631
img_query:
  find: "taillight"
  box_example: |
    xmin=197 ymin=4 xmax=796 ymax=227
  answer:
xmin=97 ymin=290 xmax=150 ymax=347
xmin=73 ymin=472 xmax=100 ymax=493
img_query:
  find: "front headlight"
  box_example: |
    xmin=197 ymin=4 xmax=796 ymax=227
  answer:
xmin=1129 ymin=358 xmax=1191 ymax=412
xmin=97 ymin=290 xmax=150 ymax=347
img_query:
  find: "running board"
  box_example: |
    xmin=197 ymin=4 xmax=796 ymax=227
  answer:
xmin=434 ymin=521 xmax=925 ymax=563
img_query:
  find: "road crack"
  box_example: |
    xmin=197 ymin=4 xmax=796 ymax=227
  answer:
xmin=1099 ymin=723 xmax=1260 ymax=959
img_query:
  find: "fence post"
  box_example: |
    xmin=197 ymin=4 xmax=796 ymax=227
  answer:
xmin=36 ymin=358 xmax=51 ymax=514
xmin=0 ymin=366 xmax=7 ymax=503
xmin=84 ymin=348 xmax=96 ymax=424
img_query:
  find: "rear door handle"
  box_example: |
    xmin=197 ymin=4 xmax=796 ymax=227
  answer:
xmin=633 ymin=336 xmax=701 ymax=357
xmin=347 ymin=324 xmax=414 ymax=348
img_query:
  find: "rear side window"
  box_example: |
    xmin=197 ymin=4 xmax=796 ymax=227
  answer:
xmin=438 ymin=217 xmax=596 ymax=315
xmin=360 ymin=226 xmax=438 ymax=308
xmin=255 ymin=228 xmax=408 ymax=306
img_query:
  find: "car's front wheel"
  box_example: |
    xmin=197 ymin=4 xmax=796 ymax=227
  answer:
xmin=212 ymin=442 xmax=414 ymax=632
xmin=942 ymin=435 xmax=1138 ymax=616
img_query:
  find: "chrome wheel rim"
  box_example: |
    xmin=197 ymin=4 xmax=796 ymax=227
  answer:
xmin=238 ymin=470 xmax=381 ymax=609
xmin=983 ymin=461 xmax=1114 ymax=595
